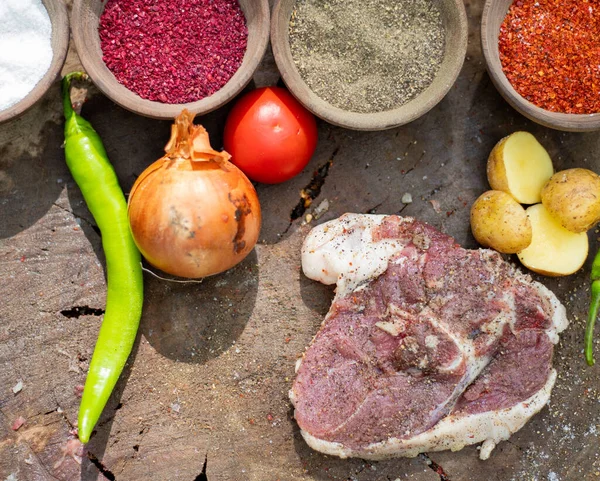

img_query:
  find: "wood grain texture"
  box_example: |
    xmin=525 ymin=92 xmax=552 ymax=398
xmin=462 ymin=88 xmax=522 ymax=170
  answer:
xmin=0 ymin=0 xmax=70 ymax=124
xmin=1 ymin=0 xmax=600 ymax=480
xmin=481 ymin=0 xmax=600 ymax=132
xmin=70 ymin=0 xmax=270 ymax=120
xmin=271 ymin=0 xmax=468 ymax=131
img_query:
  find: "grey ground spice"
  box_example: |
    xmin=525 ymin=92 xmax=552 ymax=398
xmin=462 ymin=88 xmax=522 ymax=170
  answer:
xmin=288 ymin=0 xmax=446 ymax=114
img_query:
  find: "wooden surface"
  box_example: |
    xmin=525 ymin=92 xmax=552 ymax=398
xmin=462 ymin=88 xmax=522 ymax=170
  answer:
xmin=481 ymin=0 xmax=600 ymax=132
xmin=1 ymin=0 xmax=600 ymax=480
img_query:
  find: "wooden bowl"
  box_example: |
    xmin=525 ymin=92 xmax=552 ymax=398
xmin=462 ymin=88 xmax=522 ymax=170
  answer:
xmin=482 ymin=0 xmax=600 ymax=132
xmin=0 ymin=0 xmax=69 ymax=124
xmin=271 ymin=0 xmax=468 ymax=131
xmin=72 ymin=0 xmax=270 ymax=120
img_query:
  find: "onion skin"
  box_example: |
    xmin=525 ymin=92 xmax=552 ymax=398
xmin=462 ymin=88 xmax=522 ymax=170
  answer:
xmin=127 ymin=110 xmax=261 ymax=278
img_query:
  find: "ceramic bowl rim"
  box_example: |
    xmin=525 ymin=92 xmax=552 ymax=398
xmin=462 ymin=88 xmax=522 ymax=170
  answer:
xmin=71 ymin=0 xmax=270 ymax=120
xmin=0 ymin=0 xmax=70 ymax=124
xmin=271 ymin=0 xmax=469 ymax=131
xmin=481 ymin=0 xmax=600 ymax=132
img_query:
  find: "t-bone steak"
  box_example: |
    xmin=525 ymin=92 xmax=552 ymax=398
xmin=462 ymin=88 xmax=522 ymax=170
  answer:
xmin=291 ymin=213 xmax=568 ymax=460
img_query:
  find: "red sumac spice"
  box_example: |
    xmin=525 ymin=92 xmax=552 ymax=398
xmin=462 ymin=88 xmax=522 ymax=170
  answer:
xmin=99 ymin=0 xmax=248 ymax=104
xmin=499 ymin=0 xmax=600 ymax=114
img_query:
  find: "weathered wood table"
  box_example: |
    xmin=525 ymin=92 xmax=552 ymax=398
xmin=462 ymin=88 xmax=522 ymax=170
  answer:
xmin=1 ymin=1 xmax=600 ymax=480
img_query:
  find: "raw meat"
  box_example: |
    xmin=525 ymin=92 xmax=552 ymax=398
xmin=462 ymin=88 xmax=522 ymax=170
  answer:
xmin=291 ymin=214 xmax=568 ymax=460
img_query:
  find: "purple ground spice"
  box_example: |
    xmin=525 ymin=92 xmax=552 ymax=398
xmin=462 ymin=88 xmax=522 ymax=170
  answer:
xmin=99 ymin=0 xmax=248 ymax=104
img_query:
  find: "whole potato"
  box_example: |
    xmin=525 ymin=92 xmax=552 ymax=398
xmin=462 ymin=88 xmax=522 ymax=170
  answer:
xmin=470 ymin=190 xmax=532 ymax=254
xmin=541 ymin=168 xmax=600 ymax=233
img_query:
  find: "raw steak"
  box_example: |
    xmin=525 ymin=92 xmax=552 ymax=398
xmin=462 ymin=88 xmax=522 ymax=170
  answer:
xmin=291 ymin=214 xmax=568 ymax=460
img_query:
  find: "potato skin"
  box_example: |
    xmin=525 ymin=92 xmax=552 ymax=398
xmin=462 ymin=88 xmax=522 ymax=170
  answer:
xmin=541 ymin=168 xmax=600 ymax=233
xmin=470 ymin=190 xmax=532 ymax=254
xmin=486 ymin=136 xmax=510 ymax=194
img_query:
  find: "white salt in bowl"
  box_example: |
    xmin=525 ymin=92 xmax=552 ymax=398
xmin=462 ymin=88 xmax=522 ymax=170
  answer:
xmin=0 ymin=0 xmax=70 ymax=124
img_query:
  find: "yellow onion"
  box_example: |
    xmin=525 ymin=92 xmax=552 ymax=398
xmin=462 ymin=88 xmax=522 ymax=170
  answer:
xmin=127 ymin=110 xmax=261 ymax=278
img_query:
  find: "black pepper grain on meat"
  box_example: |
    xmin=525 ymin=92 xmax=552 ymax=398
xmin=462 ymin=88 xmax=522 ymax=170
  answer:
xmin=288 ymin=0 xmax=446 ymax=113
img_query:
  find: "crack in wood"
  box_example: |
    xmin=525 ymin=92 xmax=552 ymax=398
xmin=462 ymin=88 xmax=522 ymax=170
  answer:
xmin=29 ymin=445 xmax=61 ymax=481
xmin=422 ymin=186 xmax=443 ymax=202
xmin=53 ymin=202 xmax=99 ymax=235
xmin=403 ymin=150 xmax=427 ymax=177
xmin=48 ymin=390 xmax=77 ymax=432
xmin=402 ymin=139 xmax=415 ymax=155
xmin=290 ymin=151 xmax=337 ymax=220
xmin=7 ymin=408 xmax=62 ymax=481
xmin=366 ymin=198 xmax=387 ymax=214
xmin=52 ymin=202 xmax=75 ymax=217
xmin=60 ymin=305 xmax=105 ymax=319
xmin=193 ymin=454 xmax=208 ymax=481
xmin=88 ymin=451 xmax=117 ymax=481
xmin=281 ymin=145 xmax=340 ymax=237
xmin=420 ymin=453 xmax=451 ymax=481
xmin=395 ymin=203 xmax=410 ymax=216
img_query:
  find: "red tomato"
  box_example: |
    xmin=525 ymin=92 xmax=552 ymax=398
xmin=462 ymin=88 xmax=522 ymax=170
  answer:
xmin=223 ymin=86 xmax=318 ymax=184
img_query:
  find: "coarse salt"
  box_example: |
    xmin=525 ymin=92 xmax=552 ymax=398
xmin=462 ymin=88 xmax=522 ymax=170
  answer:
xmin=0 ymin=0 xmax=53 ymax=111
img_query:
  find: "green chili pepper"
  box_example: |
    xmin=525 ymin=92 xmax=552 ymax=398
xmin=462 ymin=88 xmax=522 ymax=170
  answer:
xmin=62 ymin=72 xmax=144 ymax=443
xmin=586 ymin=248 xmax=600 ymax=366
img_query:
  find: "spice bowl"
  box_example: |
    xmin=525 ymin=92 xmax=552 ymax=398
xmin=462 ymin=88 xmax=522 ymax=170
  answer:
xmin=71 ymin=0 xmax=270 ymax=120
xmin=482 ymin=0 xmax=600 ymax=132
xmin=0 ymin=0 xmax=70 ymax=124
xmin=271 ymin=0 xmax=468 ymax=131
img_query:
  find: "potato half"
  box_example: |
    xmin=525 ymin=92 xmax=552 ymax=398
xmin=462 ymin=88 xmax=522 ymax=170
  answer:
xmin=487 ymin=132 xmax=554 ymax=204
xmin=541 ymin=168 xmax=600 ymax=233
xmin=470 ymin=190 xmax=532 ymax=254
xmin=518 ymin=203 xmax=588 ymax=276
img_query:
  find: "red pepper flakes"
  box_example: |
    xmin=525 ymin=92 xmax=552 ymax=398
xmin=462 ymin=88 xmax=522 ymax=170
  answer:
xmin=499 ymin=0 xmax=600 ymax=114
xmin=99 ymin=0 xmax=248 ymax=104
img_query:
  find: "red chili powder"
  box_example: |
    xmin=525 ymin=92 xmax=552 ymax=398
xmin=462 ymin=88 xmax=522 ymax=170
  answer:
xmin=499 ymin=0 xmax=600 ymax=114
xmin=99 ymin=0 xmax=248 ymax=104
